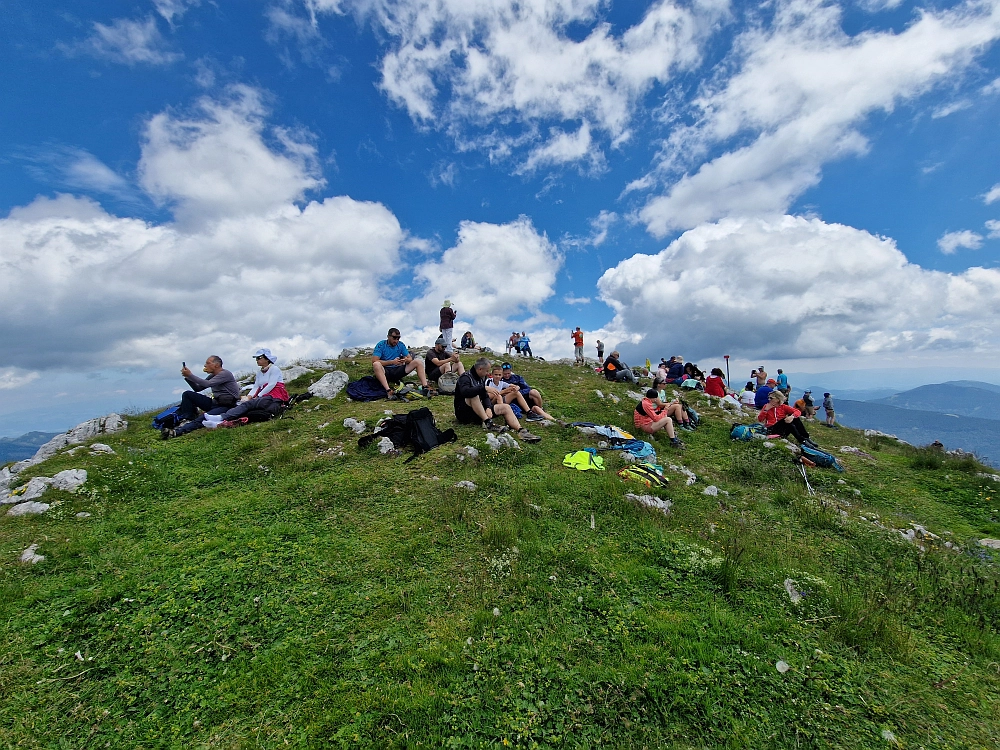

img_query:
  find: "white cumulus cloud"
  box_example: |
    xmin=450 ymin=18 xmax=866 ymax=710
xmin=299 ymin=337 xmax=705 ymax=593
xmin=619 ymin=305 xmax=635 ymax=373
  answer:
xmin=638 ymin=0 xmax=1000 ymax=235
xmin=984 ymin=183 xmax=1000 ymax=204
xmin=938 ymin=229 xmax=983 ymax=254
xmin=80 ymin=16 xmax=182 ymax=65
xmin=0 ymin=369 xmax=40 ymax=391
xmin=305 ymin=0 xmax=726 ymax=170
xmin=598 ymin=215 xmax=1000 ymax=361
xmin=985 ymin=219 xmax=1000 ymax=238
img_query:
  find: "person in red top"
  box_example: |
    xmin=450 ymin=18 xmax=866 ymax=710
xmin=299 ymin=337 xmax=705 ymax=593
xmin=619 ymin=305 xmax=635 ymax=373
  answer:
xmin=704 ymin=367 xmax=727 ymax=397
xmin=571 ymin=327 xmax=584 ymax=364
xmin=758 ymin=390 xmax=819 ymax=448
xmin=634 ymin=389 xmax=684 ymax=448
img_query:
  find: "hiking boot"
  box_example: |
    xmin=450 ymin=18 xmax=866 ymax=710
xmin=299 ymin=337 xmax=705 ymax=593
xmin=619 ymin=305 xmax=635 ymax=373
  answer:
xmin=160 ymin=427 xmax=175 ymax=440
xmin=556 ymin=419 xmax=570 ymax=428
xmin=484 ymin=422 xmax=505 ymax=433
xmin=670 ymin=437 xmax=685 ymax=449
xmin=525 ymin=412 xmax=544 ymax=422
xmin=517 ymin=428 xmax=541 ymax=443
xmin=802 ymin=438 xmax=819 ymax=450
xmin=680 ymin=423 xmax=694 ymax=432
xmin=418 ymin=385 xmax=435 ymax=398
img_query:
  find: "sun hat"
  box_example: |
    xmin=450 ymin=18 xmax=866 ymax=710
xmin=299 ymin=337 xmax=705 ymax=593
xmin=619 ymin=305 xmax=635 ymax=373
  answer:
xmin=443 ymin=299 xmax=452 ymax=307
xmin=253 ymin=348 xmax=275 ymax=364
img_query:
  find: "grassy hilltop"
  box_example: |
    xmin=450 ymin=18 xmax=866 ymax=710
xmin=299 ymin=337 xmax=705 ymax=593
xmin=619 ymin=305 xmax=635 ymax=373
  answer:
xmin=2 ymin=357 xmax=999 ymax=749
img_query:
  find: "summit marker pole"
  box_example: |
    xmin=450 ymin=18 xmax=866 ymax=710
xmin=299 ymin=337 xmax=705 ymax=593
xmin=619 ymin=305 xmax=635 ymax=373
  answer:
xmin=724 ymin=355 xmax=730 ymax=389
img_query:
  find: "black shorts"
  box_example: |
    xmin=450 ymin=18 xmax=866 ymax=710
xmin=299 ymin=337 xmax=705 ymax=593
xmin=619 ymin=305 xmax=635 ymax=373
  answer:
xmin=455 ymin=402 xmax=485 ymax=425
xmin=382 ymin=364 xmax=407 ymax=382
xmin=427 ymin=366 xmax=443 ymax=382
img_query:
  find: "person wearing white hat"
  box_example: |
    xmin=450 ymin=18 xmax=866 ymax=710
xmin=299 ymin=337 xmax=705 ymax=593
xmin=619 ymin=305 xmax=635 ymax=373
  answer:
xmin=439 ymin=300 xmax=457 ymax=354
xmin=217 ymin=349 xmax=290 ymax=428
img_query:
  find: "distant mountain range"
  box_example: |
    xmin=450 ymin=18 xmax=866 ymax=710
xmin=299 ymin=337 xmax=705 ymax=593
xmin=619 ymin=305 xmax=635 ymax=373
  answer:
xmin=0 ymin=431 xmax=60 ymax=464
xmin=872 ymin=381 xmax=1000 ymax=420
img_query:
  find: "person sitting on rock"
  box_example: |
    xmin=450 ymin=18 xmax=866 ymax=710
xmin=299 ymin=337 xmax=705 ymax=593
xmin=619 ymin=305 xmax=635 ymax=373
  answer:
xmin=754 ymin=379 xmax=776 ymax=408
xmin=372 ymin=328 xmax=431 ymax=399
xmin=425 ymin=335 xmax=465 ymax=385
xmin=217 ymin=349 xmax=290 ymax=428
xmin=705 ymin=368 xmax=727 ymax=397
xmin=603 ymin=351 xmax=638 ymax=383
xmin=486 ymin=364 xmax=556 ymax=423
xmin=165 ymin=355 xmax=241 ymax=439
xmin=453 ymin=358 xmax=541 ymax=442
xmin=634 ymin=389 xmax=684 ymax=448
xmin=460 ymin=331 xmax=478 ymax=350
xmin=758 ymin=390 xmax=819 ymax=448
xmin=739 ymin=381 xmax=756 ymax=408
xmin=793 ymin=389 xmax=817 ymax=420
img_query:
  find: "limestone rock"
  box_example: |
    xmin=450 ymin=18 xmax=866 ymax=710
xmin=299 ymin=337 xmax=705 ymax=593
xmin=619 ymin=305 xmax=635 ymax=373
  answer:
xmin=455 ymin=480 xmax=477 ymax=491
xmin=702 ymin=485 xmax=719 ymax=496
xmin=280 ymin=365 xmax=313 ymax=382
xmin=979 ymin=539 xmax=1000 ymax=550
xmin=8 ymin=501 xmax=50 ymax=517
xmin=89 ymin=443 xmax=115 ymax=455
xmin=12 ymin=413 xmax=127 ymax=474
xmin=625 ymin=493 xmax=672 ymax=516
xmin=308 ymin=371 xmax=349 ymax=399
xmin=3 ymin=476 xmax=52 ymax=504
xmin=51 ymin=469 xmax=87 ymax=493
xmin=19 ymin=544 xmax=44 ymax=564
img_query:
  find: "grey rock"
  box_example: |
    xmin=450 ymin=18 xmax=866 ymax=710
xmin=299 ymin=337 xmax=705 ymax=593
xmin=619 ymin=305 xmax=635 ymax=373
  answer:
xmin=51 ymin=469 xmax=87 ymax=492
xmin=979 ymin=539 xmax=1000 ymax=550
xmin=625 ymin=493 xmax=672 ymax=516
xmin=8 ymin=501 xmax=50 ymax=516
xmin=280 ymin=365 xmax=313 ymax=382
xmin=19 ymin=544 xmax=45 ymax=564
xmin=88 ymin=443 xmax=115 ymax=455
xmin=455 ymin=480 xmax=477 ymax=491
xmin=308 ymin=371 xmax=349 ymax=399
xmin=75 ymin=512 xmax=92 ymax=518
xmin=12 ymin=413 xmax=127 ymax=474
xmin=702 ymin=485 xmax=719 ymax=496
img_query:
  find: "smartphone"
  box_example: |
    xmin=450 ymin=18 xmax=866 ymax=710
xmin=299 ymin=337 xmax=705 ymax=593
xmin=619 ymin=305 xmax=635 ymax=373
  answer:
xmin=183 ymin=361 xmax=186 ymax=367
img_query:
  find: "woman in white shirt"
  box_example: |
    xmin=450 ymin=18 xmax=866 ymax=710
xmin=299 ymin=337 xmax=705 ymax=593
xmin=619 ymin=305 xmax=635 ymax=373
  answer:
xmin=217 ymin=348 xmax=289 ymax=427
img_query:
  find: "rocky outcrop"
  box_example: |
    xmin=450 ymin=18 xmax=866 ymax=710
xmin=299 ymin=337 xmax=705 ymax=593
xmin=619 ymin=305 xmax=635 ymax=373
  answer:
xmin=11 ymin=414 xmax=127 ymax=474
xmin=308 ymin=371 xmax=349 ymax=399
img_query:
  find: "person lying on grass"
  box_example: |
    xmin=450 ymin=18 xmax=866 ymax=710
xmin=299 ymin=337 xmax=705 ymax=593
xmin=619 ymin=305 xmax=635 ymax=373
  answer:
xmin=757 ymin=390 xmax=819 ymax=449
xmin=633 ymin=389 xmax=684 ymax=449
xmin=453 ymin=358 xmax=541 ymax=443
xmin=424 ymin=336 xmax=465 ymax=384
xmin=372 ymin=327 xmax=432 ymax=400
xmin=217 ymin=348 xmax=290 ymax=428
xmin=486 ymin=365 xmax=556 ymax=423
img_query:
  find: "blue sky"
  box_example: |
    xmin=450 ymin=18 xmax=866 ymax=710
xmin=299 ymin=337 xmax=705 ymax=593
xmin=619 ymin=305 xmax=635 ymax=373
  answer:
xmin=2 ymin=0 xmax=1000 ymax=434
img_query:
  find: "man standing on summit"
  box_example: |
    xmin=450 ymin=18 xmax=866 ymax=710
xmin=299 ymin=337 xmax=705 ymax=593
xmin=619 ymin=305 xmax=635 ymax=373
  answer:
xmin=571 ymin=327 xmax=584 ymax=364
xmin=439 ymin=300 xmax=457 ymax=354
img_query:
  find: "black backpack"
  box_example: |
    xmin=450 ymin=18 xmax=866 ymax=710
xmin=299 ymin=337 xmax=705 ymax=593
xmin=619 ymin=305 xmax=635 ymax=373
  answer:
xmin=359 ymin=407 xmax=456 ymax=460
xmin=243 ymin=398 xmax=289 ymax=423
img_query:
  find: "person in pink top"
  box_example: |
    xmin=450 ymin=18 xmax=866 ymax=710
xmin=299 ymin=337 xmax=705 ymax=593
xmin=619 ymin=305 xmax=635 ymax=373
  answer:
xmin=633 ymin=389 xmax=684 ymax=448
xmin=704 ymin=368 xmax=727 ymax=397
xmin=757 ymin=390 xmax=818 ymax=448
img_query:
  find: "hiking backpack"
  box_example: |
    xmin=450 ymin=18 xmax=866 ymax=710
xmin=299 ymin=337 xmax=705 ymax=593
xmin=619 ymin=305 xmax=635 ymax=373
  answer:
xmin=152 ymin=405 xmax=182 ymax=430
xmin=617 ymin=462 xmax=669 ymax=488
xmin=437 ymin=372 xmax=460 ymax=394
xmin=243 ymin=398 xmax=289 ymax=423
xmin=731 ymin=423 xmax=765 ymax=441
xmin=346 ymin=376 xmax=389 ymax=401
xmin=800 ymin=444 xmax=845 ymax=472
xmin=358 ymin=407 xmax=456 ymax=460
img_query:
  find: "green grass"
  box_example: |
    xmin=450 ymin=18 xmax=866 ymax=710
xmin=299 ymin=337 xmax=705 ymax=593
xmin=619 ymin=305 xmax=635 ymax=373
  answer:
xmin=2 ymin=357 xmax=1000 ymax=748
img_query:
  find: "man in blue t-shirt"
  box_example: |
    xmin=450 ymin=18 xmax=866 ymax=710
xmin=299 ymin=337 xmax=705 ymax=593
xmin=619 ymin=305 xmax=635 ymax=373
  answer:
xmin=775 ymin=369 xmax=790 ymax=398
xmin=754 ymin=379 xmax=775 ymax=409
xmin=371 ymin=328 xmax=431 ymax=398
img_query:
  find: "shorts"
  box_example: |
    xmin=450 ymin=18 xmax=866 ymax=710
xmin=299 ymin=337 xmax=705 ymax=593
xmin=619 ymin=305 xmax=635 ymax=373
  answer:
xmin=825 ymin=409 xmax=835 ymax=418
xmin=455 ymin=401 xmax=487 ymax=425
xmin=382 ymin=364 xmax=407 ymax=382
xmin=427 ymin=366 xmax=443 ymax=382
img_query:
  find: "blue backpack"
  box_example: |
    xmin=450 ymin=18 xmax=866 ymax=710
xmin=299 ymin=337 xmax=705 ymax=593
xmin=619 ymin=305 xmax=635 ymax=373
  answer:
xmin=731 ymin=423 xmax=764 ymax=441
xmin=801 ymin=444 xmax=845 ymax=471
xmin=152 ymin=405 xmax=182 ymax=430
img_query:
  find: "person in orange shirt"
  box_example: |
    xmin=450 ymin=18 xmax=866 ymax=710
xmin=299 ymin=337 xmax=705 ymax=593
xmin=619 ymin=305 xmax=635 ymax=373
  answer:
xmin=571 ymin=327 xmax=584 ymax=363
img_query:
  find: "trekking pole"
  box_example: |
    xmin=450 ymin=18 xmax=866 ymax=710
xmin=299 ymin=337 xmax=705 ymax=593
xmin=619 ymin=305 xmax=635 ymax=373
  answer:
xmin=724 ymin=355 xmax=730 ymax=389
xmin=799 ymin=461 xmax=815 ymax=496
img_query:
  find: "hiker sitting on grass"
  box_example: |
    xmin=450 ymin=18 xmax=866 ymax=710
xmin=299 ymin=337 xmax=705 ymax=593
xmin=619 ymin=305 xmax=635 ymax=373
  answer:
xmin=165 ymin=356 xmax=241 ymax=439
xmin=666 ymin=356 xmax=686 ymax=384
xmin=705 ymin=368 xmax=727 ymax=397
xmin=603 ymin=351 xmax=638 ymax=383
xmin=794 ymin=390 xmax=817 ymax=420
xmin=372 ymin=328 xmax=432 ymax=399
xmin=754 ymin=379 xmax=776 ymax=408
xmin=739 ymin=381 xmax=756 ymax=408
xmin=217 ymin=349 xmax=290 ymax=428
xmin=758 ymin=391 xmax=818 ymax=448
xmin=486 ymin=365 xmax=557 ymax=423
xmin=453 ymin=358 xmax=541 ymax=443
xmin=634 ymin=389 xmax=684 ymax=448
xmin=460 ymin=331 xmax=478 ymax=350
xmin=500 ymin=361 xmax=547 ymax=412
xmin=652 ymin=389 xmax=695 ymax=431
xmin=425 ymin=336 xmax=465 ymax=384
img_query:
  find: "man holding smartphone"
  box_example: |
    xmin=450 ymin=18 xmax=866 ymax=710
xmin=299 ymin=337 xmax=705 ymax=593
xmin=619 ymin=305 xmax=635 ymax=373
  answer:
xmin=165 ymin=355 xmax=240 ymax=438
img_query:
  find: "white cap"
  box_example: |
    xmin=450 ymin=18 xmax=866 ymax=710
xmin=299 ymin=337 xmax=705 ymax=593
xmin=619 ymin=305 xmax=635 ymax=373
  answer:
xmin=253 ymin=348 xmax=276 ymax=364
